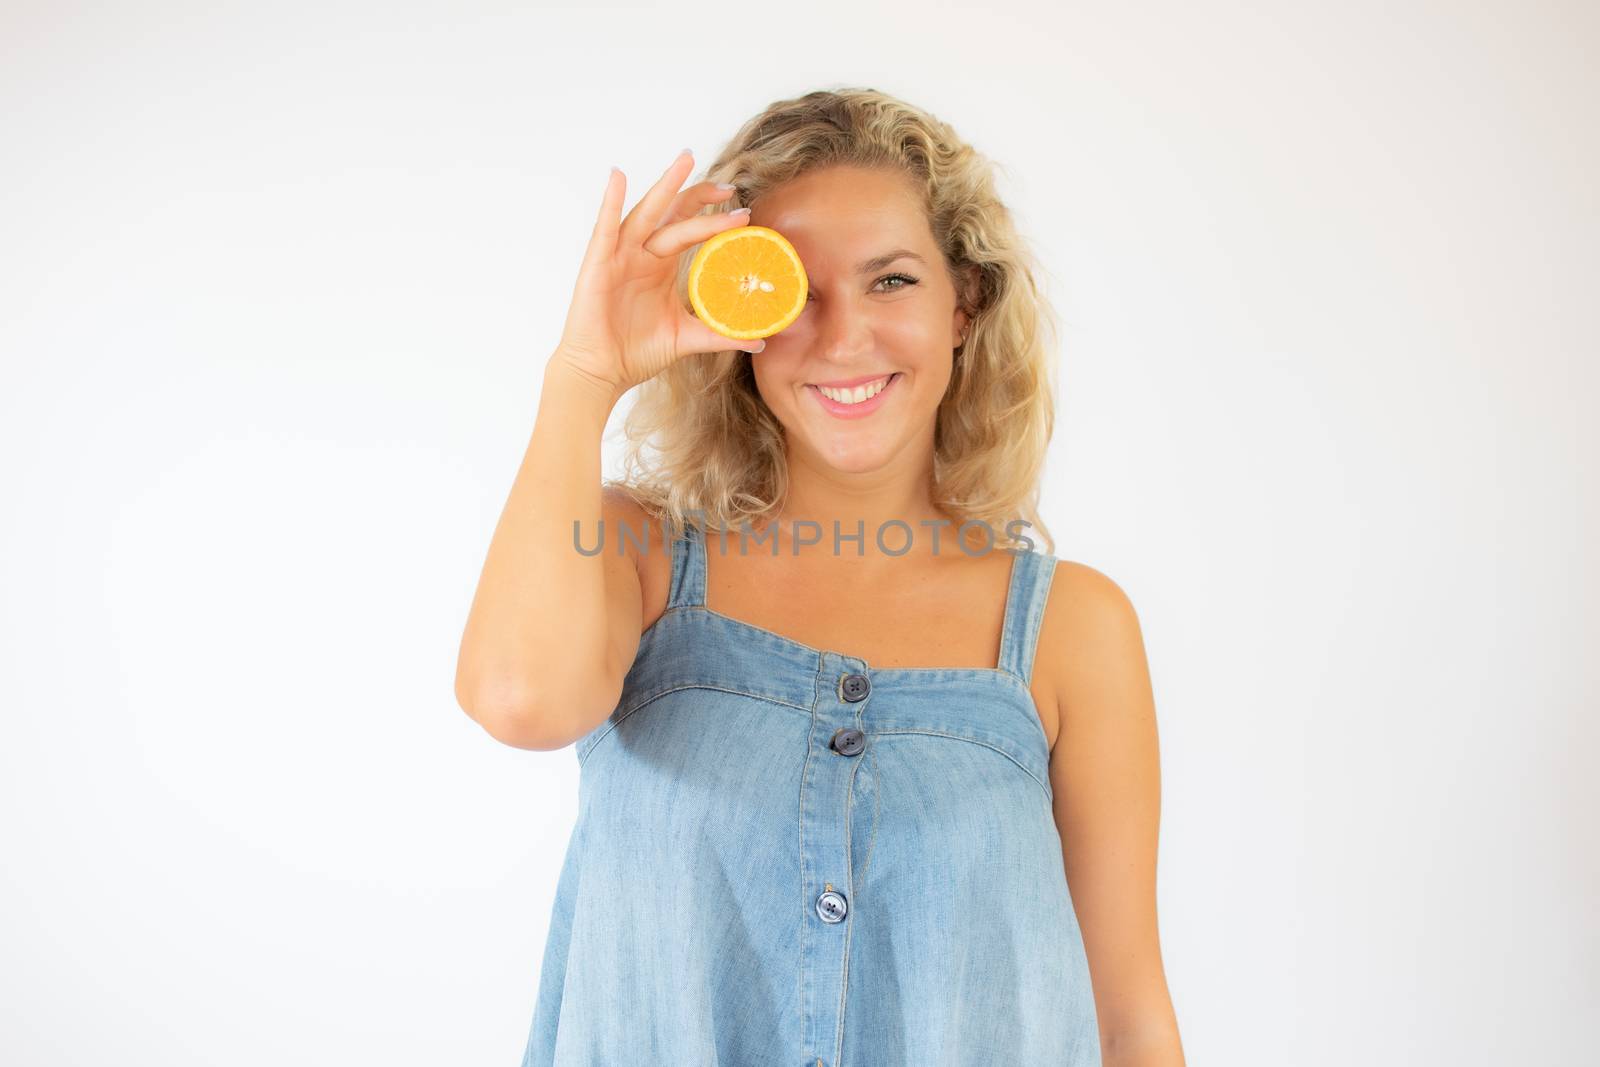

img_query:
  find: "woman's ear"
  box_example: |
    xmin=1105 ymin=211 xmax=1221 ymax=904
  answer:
xmin=954 ymin=263 xmax=982 ymax=339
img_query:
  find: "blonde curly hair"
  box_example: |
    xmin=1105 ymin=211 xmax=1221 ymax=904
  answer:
xmin=610 ymin=86 xmax=1061 ymax=557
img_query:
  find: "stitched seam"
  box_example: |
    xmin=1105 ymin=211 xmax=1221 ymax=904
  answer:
xmin=797 ymin=652 xmax=823 ymax=1058
xmin=576 ymin=683 xmax=810 ymax=766
xmin=837 ymin=746 xmax=855 ymax=1065
xmin=693 ymin=604 xmax=1034 ymax=682
xmin=867 ymin=727 xmax=1053 ymax=801
xmin=854 ymin=748 xmax=881 ymax=887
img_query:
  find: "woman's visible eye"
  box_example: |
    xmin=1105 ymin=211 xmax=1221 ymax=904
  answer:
xmin=805 ymin=273 xmax=920 ymax=302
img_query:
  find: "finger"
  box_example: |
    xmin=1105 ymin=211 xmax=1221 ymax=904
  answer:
xmin=643 ymin=206 xmax=751 ymax=258
xmin=651 ymin=180 xmax=740 ymax=234
xmin=577 ymin=166 xmax=625 ymax=281
xmin=679 ymin=307 xmax=766 ymax=355
xmin=618 ymin=149 xmax=697 ymax=251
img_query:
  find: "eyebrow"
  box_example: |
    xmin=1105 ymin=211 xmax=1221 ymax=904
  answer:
xmin=854 ymin=249 xmax=927 ymax=274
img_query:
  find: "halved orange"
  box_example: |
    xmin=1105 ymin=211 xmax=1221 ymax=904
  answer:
xmin=687 ymin=224 xmax=808 ymax=341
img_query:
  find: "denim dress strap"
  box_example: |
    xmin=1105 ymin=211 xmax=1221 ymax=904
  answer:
xmin=997 ymin=548 xmax=1058 ymax=685
xmin=665 ymin=519 xmax=707 ymax=609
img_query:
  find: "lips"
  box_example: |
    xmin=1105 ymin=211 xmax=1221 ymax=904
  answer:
xmin=807 ymin=372 xmax=901 ymax=418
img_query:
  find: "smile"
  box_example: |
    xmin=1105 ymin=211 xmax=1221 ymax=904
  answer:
xmin=807 ymin=373 xmax=901 ymax=418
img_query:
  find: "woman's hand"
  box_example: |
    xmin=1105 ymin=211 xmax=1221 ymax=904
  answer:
xmin=551 ymin=149 xmax=762 ymax=400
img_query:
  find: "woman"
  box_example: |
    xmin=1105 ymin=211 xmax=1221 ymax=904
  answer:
xmin=456 ymin=87 xmax=1185 ymax=1066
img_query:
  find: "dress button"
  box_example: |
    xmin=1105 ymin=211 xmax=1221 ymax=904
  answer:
xmin=840 ymin=673 xmax=870 ymax=702
xmin=829 ymin=726 xmax=866 ymax=756
xmin=816 ymin=889 xmax=848 ymax=923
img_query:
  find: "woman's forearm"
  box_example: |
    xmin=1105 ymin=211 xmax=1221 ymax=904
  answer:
xmin=1101 ymin=1011 xmax=1186 ymax=1067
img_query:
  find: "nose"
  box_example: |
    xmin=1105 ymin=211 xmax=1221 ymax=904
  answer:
xmin=809 ymin=295 xmax=876 ymax=367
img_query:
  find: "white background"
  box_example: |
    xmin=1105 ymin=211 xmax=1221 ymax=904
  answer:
xmin=2 ymin=1 xmax=1593 ymax=1063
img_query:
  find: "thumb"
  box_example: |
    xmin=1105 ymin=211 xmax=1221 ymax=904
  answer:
xmin=681 ymin=314 xmax=767 ymax=355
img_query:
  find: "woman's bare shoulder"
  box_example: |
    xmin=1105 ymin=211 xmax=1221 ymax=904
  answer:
xmin=1036 ymin=558 xmax=1147 ymax=751
xmin=599 ymin=484 xmax=674 ymax=630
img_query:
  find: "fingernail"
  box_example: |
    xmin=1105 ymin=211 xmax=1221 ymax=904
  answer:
xmin=716 ymin=182 xmax=736 ymax=190
xmin=730 ymin=207 xmax=751 ymax=215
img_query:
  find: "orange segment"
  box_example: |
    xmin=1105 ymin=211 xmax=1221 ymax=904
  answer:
xmin=687 ymin=224 xmax=809 ymax=341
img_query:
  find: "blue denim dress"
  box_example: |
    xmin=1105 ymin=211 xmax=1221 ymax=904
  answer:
xmin=520 ymin=522 xmax=1101 ymax=1066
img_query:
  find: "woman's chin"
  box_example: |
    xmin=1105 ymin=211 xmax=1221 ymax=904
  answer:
xmin=801 ymin=431 xmax=900 ymax=474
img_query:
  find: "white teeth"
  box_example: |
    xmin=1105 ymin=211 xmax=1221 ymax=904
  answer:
xmin=816 ymin=375 xmax=893 ymax=404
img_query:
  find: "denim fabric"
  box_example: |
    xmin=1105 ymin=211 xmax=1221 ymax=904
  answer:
xmin=520 ymin=523 xmax=1101 ymax=1066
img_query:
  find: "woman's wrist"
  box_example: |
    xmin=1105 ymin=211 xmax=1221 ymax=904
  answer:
xmin=542 ymin=350 xmax=625 ymax=419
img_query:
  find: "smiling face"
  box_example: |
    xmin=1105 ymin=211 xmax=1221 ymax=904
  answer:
xmin=746 ymin=165 xmax=969 ymax=476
